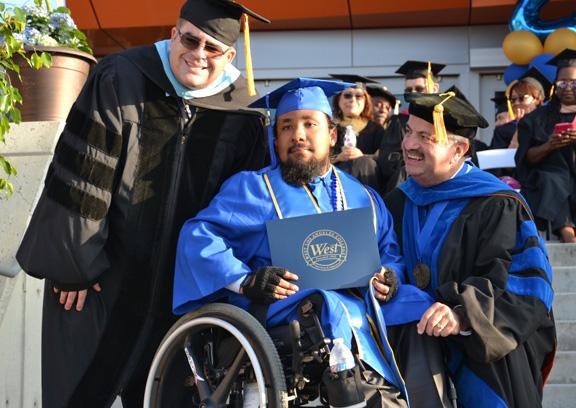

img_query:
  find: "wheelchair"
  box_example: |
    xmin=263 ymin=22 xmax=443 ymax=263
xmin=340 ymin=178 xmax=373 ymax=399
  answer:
xmin=144 ymin=299 xmax=385 ymax=408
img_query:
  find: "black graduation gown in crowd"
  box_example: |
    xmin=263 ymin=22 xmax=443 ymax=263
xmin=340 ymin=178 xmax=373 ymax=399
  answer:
xmin=515 ymin=103 xmax=576 ymax=231
xmin=16 ymin=45 xmax=268 ymax=408
xmin=376 ymin=114 xmax=408 ymax=195
xmin=385 ymin=176 xmax=556 ymax=408
xmin=333 ymin=119 xmax=385 ymax=191
xmin=490 ymin=121 xmax=517 ymax=149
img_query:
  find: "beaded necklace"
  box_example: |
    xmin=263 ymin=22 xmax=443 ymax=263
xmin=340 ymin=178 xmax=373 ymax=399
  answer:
xmin=302 ymin=166 xmax=346 ymax=213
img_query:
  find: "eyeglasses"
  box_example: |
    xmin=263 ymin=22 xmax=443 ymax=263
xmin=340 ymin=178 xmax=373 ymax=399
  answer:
xmin=556 ymin=80 xmax=576 ymax=90
xmin=510 ymin=94 xmax=535 ymax=104
xmin=176 ymin=29 xmax=229 ymax=58
xmin=342 ymin=92 xmax=365 ymax=100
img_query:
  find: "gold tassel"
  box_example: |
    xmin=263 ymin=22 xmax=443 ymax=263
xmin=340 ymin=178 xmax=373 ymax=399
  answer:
xmin=426 ymin=61 xmax=434 ymax=93
xmin=549 ymin=84 xmax=555 ymax=100
xmin=243 ymin=14 xmax=256 ymax=97
xmin=505 ymin=80 xmax=517 ymax=121
xmin=433 ymin=92 xmax=455 ymax=144
xmin=394 ymin=99 xmax=400 ymax=115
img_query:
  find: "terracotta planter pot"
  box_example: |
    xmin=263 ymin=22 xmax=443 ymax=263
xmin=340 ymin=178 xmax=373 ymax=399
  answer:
xmin=12 ymin=46 xmax=97 ymax=122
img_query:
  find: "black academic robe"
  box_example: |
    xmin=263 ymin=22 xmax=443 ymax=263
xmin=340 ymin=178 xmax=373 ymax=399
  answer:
xmin=16 ymin=45 xmax=267 ymax=407
xmin=385 ymin=185 xmax=556 ymax=408
xmin=490 ymin=121 xmax=517 ymax=149
xmin=333 ymin=119 xmax=386 ymax=191
xmin=515 ymin=103 xmax=576 ymax=231
xmin=376 ymin=114 xmax=408 ymax=195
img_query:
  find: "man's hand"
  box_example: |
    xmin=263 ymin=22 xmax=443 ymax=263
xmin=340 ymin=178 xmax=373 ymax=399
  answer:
xmin=372 ymin=267 xmax=398 ymax=302
xmin=240 ymin=266 xmax=299 ymax=304
xmin=417 ymin=302 xmax=461 ymax=337
xmin=53 ymin=283 xmax=102 ymax=312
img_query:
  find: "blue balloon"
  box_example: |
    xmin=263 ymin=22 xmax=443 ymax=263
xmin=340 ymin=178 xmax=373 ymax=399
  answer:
xmin=529 ymin=53 xmax=557 ymax=82
xmin=510 ymin=0 xmax=576 ymax=40
xmin=504 ymin=64 xmax=529 ymax=85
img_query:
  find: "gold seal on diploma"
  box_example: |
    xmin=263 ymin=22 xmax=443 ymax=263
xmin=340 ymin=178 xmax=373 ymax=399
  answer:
xmin=302 ymin=229 xmax=348 ymax=271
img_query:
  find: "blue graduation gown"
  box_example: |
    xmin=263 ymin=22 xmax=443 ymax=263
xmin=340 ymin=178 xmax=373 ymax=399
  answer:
xmin=174 ymin=165 xmax=434 ymax=401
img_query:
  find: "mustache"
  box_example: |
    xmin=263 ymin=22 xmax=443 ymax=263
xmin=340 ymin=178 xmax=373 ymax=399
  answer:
xmin=288 ymin=143 xmax=313 ymax=153
xmin=404 ymin=148 xmax=424 ymax=157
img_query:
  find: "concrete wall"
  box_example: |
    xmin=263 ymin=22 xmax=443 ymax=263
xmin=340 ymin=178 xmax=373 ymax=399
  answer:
xmin=0 ymin=122 xmax=62 ymax=407
xmin=0 ymin=273 xmax=43 ymax=408
xmin=234 ymin=24 xmax=511 ymax=144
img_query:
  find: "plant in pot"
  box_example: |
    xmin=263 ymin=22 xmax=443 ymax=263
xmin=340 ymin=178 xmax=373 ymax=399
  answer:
xmin=0 ymin=0 xmax=94 ymax=197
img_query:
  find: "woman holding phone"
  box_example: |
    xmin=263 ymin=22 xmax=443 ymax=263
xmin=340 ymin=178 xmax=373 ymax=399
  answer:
xmin=516 ymin=48 xmax=576 ymax=242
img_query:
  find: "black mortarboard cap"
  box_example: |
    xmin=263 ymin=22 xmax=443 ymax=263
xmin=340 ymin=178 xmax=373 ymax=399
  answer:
xmin=395 ymin=60 xmax=446 ymax=79
xmin=406 ymin=91 xmax=489 ymax=140
xmin=491 ymin=91 xmax=508 ymax=114
xmin=329 ymin=74 xmax=380 ymax=86
xmin=329 ymin=74 xmax=397 ymax=105
xmin=180 ymin=0 xmax=270 ymax=46
xmin=366 ymin=85 xmax=397 ymax=106
xmin=520 ymin=67 xmax=553 ymax=100
xmin=546 ymin=48 xmax=576 ymax=69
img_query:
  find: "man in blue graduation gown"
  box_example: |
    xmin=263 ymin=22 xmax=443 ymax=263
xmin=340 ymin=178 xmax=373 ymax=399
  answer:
xmin=384 ymin=91 xmax=557 ymax=408
xmin=173 ymin=78 xmax=444 ymax=407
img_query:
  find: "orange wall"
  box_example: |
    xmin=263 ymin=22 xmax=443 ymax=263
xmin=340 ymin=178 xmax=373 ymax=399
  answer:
xmin=67 ymin=0 xmax=576 ymax=56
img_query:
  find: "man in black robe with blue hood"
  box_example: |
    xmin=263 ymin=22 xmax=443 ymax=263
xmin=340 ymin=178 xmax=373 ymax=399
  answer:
xmin=16 ymin=0 xmax=269 ymax=406
xmin=385 ymin=91 xmax=556 ymax=407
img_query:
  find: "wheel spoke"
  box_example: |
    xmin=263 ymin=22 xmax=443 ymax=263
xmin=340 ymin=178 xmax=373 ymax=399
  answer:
xmin=206 ymin=348 xmax=247 ymax=405
xmin=183 ymin=336 xmax=212 ymax=401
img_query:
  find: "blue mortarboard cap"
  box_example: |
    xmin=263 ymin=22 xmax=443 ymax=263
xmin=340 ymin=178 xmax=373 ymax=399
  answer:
xmin=250 ymin=78 xmax=353 ymax=168
xmin=250 ymin=78 xmax=354 ymax=118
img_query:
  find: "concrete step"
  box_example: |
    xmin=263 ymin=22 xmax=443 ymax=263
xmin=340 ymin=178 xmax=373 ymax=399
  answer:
xmin=552 ymin=266 xmax=576 ymax=293
xmin=543 ymin=384 xmax=576 ymax=408
xmin=552 ymin=293 xmax=576 ymax=321
xmin=546 ymin=243 xmax=576 ymax=267
xmin=556 ymin=321 xmax=576 ymax=351
xmin=548 ymin=351 xmax=576 ymax=384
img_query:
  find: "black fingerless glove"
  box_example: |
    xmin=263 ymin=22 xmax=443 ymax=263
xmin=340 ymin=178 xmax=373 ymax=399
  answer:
xmin=240 ymin=266 xmax=287 ymax=304
xmin=380 ymin=268 xmax=399 ymax=302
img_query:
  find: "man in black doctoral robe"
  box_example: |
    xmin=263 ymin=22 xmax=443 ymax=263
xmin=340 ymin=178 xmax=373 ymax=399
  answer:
xmin=383 ymin=91 xmax=556 ymax=407
xmin=16 ymin=0 xmax=270 ymax=406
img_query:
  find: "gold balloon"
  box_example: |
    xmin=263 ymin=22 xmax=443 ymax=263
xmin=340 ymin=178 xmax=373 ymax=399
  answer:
xmin=503 ymin=30 xmax=544 ymax=65
xmin=544 ymin=28 xmax=576 ymax=56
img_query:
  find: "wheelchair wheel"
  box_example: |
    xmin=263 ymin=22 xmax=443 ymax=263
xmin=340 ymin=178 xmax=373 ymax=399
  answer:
xmin=144 ymin=303 xmax=288 ymax=407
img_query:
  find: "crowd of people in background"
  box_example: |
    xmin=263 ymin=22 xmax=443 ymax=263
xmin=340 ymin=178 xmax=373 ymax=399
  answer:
xmin=327 ymin=52 xmax=576 ymax=243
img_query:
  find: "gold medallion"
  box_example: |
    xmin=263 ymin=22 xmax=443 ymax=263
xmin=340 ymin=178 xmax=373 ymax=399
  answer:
xmin=413 ymin=263 xmax=431 ymax=289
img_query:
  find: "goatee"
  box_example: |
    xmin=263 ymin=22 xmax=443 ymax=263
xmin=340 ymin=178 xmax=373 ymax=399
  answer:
xmin=280 ymin=157 xmax=330 ymax=186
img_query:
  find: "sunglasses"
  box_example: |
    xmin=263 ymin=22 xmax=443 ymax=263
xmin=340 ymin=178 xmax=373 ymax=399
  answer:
xmin=556 ymin=80 xmax=576 ymax=90
xmin=176 ymin=29 xmax=229 ymax=58
xmin=510 ymin=94 xmax=535 ymax=104
xmin=342 ymin=92 xmax=365 ymax=100
xmin=404 ymin=86 xmax=426 ymax=93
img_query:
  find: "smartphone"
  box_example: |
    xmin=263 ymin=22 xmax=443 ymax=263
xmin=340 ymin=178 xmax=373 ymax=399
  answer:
xmin=554 ymin=122 xmax=576 ymax=136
